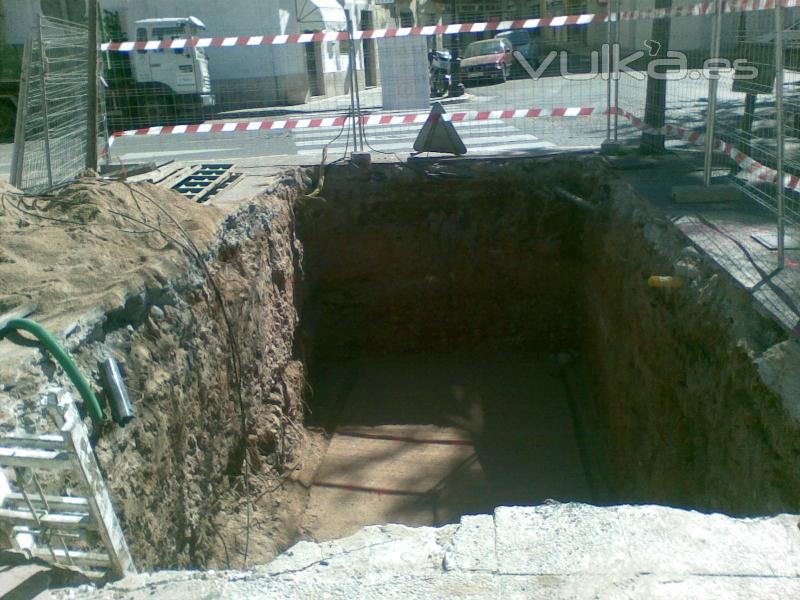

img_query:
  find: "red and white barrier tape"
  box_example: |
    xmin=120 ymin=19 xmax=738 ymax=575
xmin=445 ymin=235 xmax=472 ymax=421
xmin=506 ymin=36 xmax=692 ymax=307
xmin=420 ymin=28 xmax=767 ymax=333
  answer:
xmin=108 ymin=106 xmax=598 ymax=144
xmin=613 ymin=107 xmax=800 ymax=193
xmin=100 ymin=0 xmax=800 ymax=52
xmin=100 ymin=16 xmax=601 ymax=51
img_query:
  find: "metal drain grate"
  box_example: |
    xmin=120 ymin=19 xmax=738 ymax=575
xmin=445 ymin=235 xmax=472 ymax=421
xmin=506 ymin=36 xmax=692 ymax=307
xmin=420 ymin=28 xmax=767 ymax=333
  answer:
xmin=171 ymin=163 xmax=241 ymax=203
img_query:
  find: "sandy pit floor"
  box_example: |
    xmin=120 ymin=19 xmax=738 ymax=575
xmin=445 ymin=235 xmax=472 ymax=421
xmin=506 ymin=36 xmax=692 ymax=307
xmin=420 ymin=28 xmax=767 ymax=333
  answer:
xmin=302 ymin=352 xmax=594 ymax=542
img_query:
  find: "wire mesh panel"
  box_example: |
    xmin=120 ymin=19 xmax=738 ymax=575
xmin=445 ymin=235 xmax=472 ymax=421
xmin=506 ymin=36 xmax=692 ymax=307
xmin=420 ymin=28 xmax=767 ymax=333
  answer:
xmin=100 ymin=0 xmax=617 ymax=165
xmin=12 ymin=16 xmax=103 ymax=193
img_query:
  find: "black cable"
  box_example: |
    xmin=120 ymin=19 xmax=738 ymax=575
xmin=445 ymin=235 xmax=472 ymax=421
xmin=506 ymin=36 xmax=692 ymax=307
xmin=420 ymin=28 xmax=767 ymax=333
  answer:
xmin=120 ymin=183 xmax=254 ymax=565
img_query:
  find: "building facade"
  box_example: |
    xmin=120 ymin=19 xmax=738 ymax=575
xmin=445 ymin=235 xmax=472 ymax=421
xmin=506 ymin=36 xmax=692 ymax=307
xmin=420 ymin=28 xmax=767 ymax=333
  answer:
xmin=98 ymin=0 xmax=393 ymax=108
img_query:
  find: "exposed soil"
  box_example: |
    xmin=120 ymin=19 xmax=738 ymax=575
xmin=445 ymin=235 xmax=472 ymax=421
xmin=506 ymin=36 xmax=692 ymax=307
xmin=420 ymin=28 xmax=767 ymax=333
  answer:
xmin=2 ymin=156 xmax=799 ymax=578
xmin=0 ymin=176 xmax=219 ymax=337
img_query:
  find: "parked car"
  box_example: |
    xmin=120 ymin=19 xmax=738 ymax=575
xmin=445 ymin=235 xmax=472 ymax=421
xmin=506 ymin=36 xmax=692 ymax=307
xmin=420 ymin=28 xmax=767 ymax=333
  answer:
xmin=495 ymin=29 xmax=537 ymax=67
xmin=460 ymin=38 xmax=514 ymax=85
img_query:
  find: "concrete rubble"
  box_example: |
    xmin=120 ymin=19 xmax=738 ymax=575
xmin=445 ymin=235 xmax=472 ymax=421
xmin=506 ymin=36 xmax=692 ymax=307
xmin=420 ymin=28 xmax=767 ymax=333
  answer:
xmin=56 ymin=502 xmax=800 ymax=599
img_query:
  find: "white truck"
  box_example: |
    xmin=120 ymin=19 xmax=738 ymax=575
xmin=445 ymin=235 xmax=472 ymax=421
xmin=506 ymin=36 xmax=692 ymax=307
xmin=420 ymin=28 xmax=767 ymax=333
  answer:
xmin=104 ymin=15 xmax=214 ymax=131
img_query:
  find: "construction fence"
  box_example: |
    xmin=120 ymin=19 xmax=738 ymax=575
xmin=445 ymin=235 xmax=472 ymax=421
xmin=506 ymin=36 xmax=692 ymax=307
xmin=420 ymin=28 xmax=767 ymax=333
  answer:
xmin=7 ymin=1 xmax=800 ymax=261
xmin=10 ymin=15 xmax=104 ymax=193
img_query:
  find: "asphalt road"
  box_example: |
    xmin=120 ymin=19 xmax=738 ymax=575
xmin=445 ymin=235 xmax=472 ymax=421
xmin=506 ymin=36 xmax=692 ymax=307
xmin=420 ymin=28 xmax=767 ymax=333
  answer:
xmin=105 ymin=73 xmax=634 ymax=167
xmin=1 ymin=69 xmax=748 ymax=181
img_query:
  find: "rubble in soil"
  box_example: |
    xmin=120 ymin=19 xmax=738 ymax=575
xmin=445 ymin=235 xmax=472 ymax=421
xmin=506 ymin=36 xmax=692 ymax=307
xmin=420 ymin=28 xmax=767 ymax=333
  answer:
xmin=0 ymin=169 xmax=324 ymax=569
xmin=2 ymin=155 xmax=800 ymax=582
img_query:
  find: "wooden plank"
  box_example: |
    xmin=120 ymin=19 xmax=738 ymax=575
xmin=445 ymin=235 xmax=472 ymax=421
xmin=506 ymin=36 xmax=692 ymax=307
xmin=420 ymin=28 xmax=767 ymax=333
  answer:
xmin=9 ymin=40 xmax=31 ymax=188
xmin=0 ymin=303 xmax=37 ymax=332
xmin=29 ymin=547 xmax=111 ymax=569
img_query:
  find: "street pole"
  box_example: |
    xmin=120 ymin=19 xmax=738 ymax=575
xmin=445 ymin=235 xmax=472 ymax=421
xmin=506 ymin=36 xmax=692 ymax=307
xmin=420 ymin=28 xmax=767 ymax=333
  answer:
xmin=613 ymin=0 xmax=620 ymax=142
xmin=605 ymin=4 xmax=612 ymax=142
xmin=703 ymin=0 xmax=723 ymax=186
xmin=640 ymin=0 xmax=672 ymax=153
xmin=86 ymin=0 xmax=98 ymax=171
xmin=775 ymin=1 xmax=786 ymax=268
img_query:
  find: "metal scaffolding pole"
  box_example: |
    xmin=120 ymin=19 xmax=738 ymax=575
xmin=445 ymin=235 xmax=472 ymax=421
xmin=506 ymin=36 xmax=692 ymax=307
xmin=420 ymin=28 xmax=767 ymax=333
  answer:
xmin=775 ymin=1 xmax=786 ymax=268
xmin=703 ymin=0 xmax=723 ymax=186
xmin=38 ymin=16 xmax=54 ymax=189
xmin=613 ymin=0 xmax=620 ymax=142
xmin=86 ymin=0 xmax=98 ymax=171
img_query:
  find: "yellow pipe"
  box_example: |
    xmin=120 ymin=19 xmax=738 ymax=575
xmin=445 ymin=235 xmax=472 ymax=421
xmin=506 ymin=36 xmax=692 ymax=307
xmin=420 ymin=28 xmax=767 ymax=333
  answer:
xmin=648 ymin=276 xmax=686 ymax=289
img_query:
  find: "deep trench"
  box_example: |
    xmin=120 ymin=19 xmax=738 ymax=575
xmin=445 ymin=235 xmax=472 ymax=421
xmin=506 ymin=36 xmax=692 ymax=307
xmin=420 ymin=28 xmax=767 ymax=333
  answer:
xmin=91 ymin=158 xmax=798 ymax=569
xmin=293 ymin=164 xmax=624 ymax=539
xmin=287 ymin=160 xmax=796 ymax=542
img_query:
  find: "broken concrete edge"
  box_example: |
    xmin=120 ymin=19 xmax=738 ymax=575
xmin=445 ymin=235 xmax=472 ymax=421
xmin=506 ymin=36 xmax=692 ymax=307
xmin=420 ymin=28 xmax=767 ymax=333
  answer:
xmin=0 ymin=167 xmax=313 ymax=433
xmin=54 ymin=503 xmax=800 ymax=599
xmin=603 ymin=177 xmax=800 ymax=424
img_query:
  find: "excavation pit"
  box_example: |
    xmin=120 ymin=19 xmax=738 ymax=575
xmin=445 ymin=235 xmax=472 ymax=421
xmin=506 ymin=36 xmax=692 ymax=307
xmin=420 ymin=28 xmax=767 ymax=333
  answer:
xmin=292 ymin=157 xmax=798 ymax=542
xmin=3 ymin=157 xmax=799 ymax=573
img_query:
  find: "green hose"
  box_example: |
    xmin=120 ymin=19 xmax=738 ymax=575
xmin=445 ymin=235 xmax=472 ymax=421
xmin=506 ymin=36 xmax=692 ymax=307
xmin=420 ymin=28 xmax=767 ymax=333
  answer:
xmin=0 ymin=318 xmax=104 ymax=423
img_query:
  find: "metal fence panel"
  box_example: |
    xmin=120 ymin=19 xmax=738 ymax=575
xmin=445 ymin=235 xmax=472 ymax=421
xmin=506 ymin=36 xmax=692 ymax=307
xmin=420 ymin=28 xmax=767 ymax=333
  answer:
xmin=12 ymin=16 xmax=103 ymax=193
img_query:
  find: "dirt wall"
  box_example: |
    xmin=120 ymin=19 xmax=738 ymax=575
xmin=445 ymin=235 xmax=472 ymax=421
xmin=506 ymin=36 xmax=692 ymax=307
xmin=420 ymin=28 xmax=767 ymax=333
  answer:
xmin=579 ymin=181 xmax=800 ymax=516
xmin=299 ymin=159 xmax=800 ymax=517
xmin=0 ymin=171 xmax=321 ymax=570
xmin=78 ymin=187 xmax=315 ymax=569
xmin=297 ymin=159 xmax=609 ymax=362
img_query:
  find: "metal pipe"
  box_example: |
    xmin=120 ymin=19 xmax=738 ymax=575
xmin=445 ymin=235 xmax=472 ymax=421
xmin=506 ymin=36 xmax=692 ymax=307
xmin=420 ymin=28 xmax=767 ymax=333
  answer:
xmin=613 ymin=0 xmax=620 ymax=141
xmin=100 ymin=357 xmax=134 ymax=426
xmin=37 ymin=16 xmax=54 ymax=188
xmin=776 ymin=0 xmax=786 ymax=268
xmin=605 ymin=5 xmax=612 ymax=142
xmin=703 ymin=0 xmax=723 ymax=186
xmin=345 ymin=13 xmax=359 ymax=155
xmin=553 ymin=186 xmax=596 ymax=211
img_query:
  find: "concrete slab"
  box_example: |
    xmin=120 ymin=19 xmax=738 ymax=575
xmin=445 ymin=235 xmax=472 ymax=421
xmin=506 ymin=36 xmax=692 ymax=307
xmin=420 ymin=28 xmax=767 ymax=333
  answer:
xmin=60 ymin=504 xmax=800 ymax=599
xmin=671 ymin=183 xmax=743 ymax=204
xmin=494 ymin=504 xmax=800 ymax=577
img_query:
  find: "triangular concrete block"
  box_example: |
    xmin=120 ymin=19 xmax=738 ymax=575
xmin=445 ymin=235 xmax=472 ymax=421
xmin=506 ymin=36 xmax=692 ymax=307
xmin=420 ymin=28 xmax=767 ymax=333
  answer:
xmin=413 ymin=102 xmax=467 ymax=155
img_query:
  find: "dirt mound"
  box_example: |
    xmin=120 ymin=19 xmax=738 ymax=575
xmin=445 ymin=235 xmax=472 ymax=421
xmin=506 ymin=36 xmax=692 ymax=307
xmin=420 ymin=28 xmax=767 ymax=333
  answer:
xmin=0 ymin=175 xmax=221 ymax=335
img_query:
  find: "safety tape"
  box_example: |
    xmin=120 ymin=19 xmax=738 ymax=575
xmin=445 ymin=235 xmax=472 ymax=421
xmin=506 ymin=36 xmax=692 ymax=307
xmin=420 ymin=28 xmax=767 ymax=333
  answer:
xmin=108 ymin=106 xmax=598 ymax=143
xmin=612 ymin=107 xmax=800 ymax=193
xmin=100 ymin=0 xmax=800 ymax=52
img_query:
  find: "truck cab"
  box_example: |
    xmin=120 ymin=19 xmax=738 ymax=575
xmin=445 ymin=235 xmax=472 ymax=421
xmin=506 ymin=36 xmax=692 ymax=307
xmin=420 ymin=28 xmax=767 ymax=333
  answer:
xmin=128 ymin=16 xmax=214 ymax=125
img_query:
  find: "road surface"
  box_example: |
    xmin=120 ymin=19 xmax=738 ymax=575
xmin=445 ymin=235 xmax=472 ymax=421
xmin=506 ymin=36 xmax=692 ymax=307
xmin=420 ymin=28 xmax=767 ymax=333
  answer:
xmin=1 ymin=69 xmax=758 ymax=183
